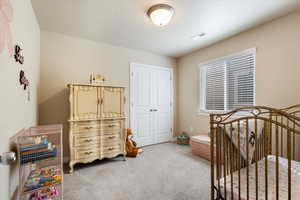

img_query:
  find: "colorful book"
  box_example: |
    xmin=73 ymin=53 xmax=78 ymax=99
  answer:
xmin=21 ymin=148 xmax=50 ymax=156
xmin=21 ymin=149 xmax=57 ymax=164
xmin=21 ymin=143 xmax=49 ymax=152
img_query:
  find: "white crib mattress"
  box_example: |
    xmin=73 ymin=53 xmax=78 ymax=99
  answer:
xmin=218 ymin=156 xmax=300 ymax=200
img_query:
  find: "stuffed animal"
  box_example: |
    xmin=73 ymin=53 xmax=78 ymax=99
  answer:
xmin=126 ymin=129 xmax=142 ymax=157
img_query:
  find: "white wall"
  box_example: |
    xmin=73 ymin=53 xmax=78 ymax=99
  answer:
xmin=39 ymin=31 xmax=177 ymax=159
xmin=0 ymin=0 xmax=40 ymax=199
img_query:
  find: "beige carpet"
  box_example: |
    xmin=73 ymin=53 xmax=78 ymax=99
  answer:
xmin=63 ymin=143 xmax=210 ymax=200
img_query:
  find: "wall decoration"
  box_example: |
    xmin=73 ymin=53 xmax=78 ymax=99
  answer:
xmin=0 ymin=0 xmax=14 ymax=57
xmin=19 ymin=70 xmax=30 ymax=101
xmin=19 ymin=70 xmax=29 ymax=90
xmin=14 ymin=45 xmax=24 ymax=64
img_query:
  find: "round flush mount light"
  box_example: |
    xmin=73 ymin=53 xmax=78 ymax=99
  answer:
xmin=147 ymin=4 xmax=175 ymax=27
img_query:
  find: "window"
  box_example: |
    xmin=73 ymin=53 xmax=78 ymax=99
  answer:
xmin=199 ymin=48 xmax=256 ymax=113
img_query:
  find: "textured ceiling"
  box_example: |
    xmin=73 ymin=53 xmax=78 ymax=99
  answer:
xmin=31 ymin=0 xmax=300 ymax=57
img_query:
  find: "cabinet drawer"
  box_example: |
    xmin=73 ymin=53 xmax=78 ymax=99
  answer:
xmin=102 ymin=133 xmax=120 ymax=141
xmin=102 ymin=144 xmax=122 ymax=154
xmin=71 ymin=121 xmax=101 ymax=133
xmin=100 ymin=121 xmax=122 ymax=132
xmin=102 ymin=134 xmax=121 ymax=146
xmin=73 ymin=135 xmax=100 ymax=147
xmin=75 ymin=146 xmax=100 ymax=160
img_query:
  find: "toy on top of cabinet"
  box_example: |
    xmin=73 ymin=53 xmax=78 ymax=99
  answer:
xmin=90 ymin=73 xmax=106 ymax=85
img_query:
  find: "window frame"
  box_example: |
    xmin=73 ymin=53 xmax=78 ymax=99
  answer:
xmin=198 ymin=48 xmax=256 ymax=114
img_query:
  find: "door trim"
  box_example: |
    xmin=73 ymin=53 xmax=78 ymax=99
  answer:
xmin=129 ymin=62 xmax=174 ymax=145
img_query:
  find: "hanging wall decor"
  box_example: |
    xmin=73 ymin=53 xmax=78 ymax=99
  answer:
xmin=14 ymin=45 xmax=24 ymax=64
xmin=0 ymin=0 xmax=14 ymax=57
xmin=19 ymin=70 xmax=29 ymax=90
xmin=19 ymin=70 xmax=30 ymax=101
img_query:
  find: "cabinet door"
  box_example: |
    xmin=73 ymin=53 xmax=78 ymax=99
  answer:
xmin=73 ymin=86 xmax=99 ymax=120
xmin=100 ymin=87 xmax=125 ymax=118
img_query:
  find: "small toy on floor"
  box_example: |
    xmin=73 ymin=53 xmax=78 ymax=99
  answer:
xmin=177 ymin=132 xmax=190 ymax=145
xmin=126 ymin=129 xmax=142 ymax=157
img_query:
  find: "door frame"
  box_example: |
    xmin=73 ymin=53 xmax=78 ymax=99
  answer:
xmin=129 ymin=62 xmax=174 ymax=145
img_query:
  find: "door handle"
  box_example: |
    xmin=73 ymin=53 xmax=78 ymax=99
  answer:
xmin=153 ymin=109 xmax=158 ymax=112
xmin=0 ymin=152 xmax=16 ymax=165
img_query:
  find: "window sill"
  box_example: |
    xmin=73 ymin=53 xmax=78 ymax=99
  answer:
xmin=197 ymin=109 xmax=252 ymax=117
xmin=197 ymin=109 xmax=227 ymax=116
xmin=197 ymin=112 xmax=210 ymax=117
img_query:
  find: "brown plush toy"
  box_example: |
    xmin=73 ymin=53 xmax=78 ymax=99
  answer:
xmin=126 ymin=129 xmax=142 ymax=157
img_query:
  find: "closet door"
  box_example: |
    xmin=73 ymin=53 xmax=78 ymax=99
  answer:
xmin=131 ymin=63 xmax=173 ymax=146
xmin=131 ymin=65 xmax=155 ymax=146
xmin=154 ymin=69 xmax=173 ymax=144
xmin=72 ymin=85 xmax=99 ymax=120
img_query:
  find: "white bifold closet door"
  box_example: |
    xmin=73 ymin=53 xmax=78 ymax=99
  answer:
xmin=130 ymin=63 xmax=173 ymax=147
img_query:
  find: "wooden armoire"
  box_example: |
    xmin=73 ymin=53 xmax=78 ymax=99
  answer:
xmin=67 ymin=84 xmax=126 ymax=173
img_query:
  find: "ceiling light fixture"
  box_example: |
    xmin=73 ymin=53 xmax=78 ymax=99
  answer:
xmin=191 ymin=33 xmax=206 ymax=40
xmin=147 ymin=4 xmax=175 ymax=27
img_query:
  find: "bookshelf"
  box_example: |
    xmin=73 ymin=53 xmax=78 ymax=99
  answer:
xmin=17 ymin=125 xmax=63 ymax=200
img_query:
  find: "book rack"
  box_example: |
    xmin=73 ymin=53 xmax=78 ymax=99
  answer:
xmin=17 ymin=125 xmax=63 ymax=200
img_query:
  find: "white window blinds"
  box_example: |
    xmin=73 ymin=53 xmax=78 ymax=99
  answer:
xmin=200 ymin=48 xmax=256 ymax=112
xmin=204 ymin=61 xmax=225 ymax=111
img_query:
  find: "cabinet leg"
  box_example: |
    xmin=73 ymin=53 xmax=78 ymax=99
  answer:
xmin=123 ymin=155 xmax=127 ymax=161
xmin=69 ymin=162 xmax=74 ymax=174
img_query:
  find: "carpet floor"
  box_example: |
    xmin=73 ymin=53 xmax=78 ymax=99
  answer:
xmin=63 ymin=143 xmax=210 ymax=200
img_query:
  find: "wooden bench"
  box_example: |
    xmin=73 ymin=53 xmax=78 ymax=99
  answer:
xmin=190 ymin=134 xmax=212 ymax=161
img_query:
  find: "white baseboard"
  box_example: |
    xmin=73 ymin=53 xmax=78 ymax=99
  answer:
xmin=170 ymin=137 xmax=177 ymax=142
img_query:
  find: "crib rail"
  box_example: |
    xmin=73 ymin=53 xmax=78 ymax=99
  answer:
xmin=210 ymin=106 xmax=300 ymax=200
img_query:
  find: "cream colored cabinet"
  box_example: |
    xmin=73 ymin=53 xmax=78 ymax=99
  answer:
xmin=68 ymin=84 xmax=126 ymax=173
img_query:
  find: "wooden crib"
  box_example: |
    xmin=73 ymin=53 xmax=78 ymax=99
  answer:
xmin=210 ymin=105 xmax=300 ymax=200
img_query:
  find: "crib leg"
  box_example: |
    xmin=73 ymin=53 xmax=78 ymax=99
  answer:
xmin=214 ymin=186 xmax=225 ymax=200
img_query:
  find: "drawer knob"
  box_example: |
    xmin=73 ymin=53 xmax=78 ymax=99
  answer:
xmin=84 ymin=126 xmax=93 ymax=129
xmin=84 ymin=151 xmax=93 ymax=155
xmin=108 ymin=124 xmax=116 ymax=128
xmin=85 ymin=139 xmax=93 ymax=142
xmin=108 ymin=136 xmax=116 ymax=139
xmin=108 ymin=147 xmax=115 ymax=151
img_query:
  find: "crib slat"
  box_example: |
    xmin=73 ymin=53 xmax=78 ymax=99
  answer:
xmin=275 ymin=117 xmax=279 ymax=200
xmin=226 ymin=128 xmax=229 ymax=175
xmin=269 ymin=113 xmax=273 ymax=155
xmin=210 ymin=115 xmax=215 ymax=200
xmin=293 ymin=113 xmax=296 ymax=160
xmin=281 ymin=116 xmax=284 ymax=157
xmin=246 ymin=119 xmax=249 ymax=200
xmin=216 ymin=127 xmax=221 ymax=198
xmin=255 ymin=118 xmax=258 ymax=200
xmin=287 ymin=129 xmax=291 ymax=200
xmin=237 ymin=121 xmax=241 ymax=200
xmin=223 ymin=125 xmax=227 ymax=199
xmin=264 ymin=121 xmax=269 ymax=200
xmin=230 ymin=123 xmax=233 ymax=200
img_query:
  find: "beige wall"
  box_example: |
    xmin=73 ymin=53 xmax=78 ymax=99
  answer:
xmin=177 ymin=11 xmax=300 ymax=136
xmin=39 ymin=31 xmax=177 ymax=159
xmin=0 ymin=0 xmax=40 ymax=199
